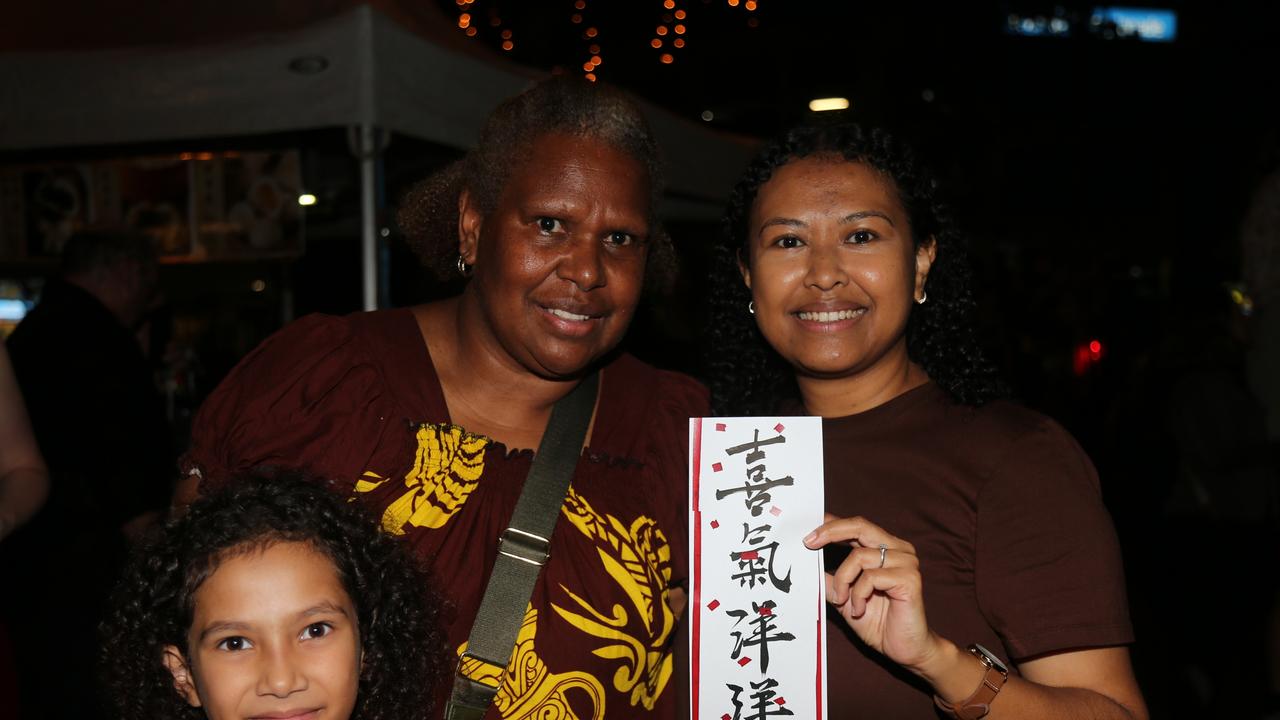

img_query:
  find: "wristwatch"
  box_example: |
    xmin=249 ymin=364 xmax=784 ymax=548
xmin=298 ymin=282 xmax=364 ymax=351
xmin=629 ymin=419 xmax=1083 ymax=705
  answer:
xmin=933 ymin=643 xmax=1009 ymax=719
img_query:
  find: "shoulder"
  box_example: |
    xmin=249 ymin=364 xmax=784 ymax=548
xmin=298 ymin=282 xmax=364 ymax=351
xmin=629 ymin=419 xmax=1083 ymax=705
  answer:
xmin=228 ymin=308 xmax=418 ymax=384
xmin=183 ymin=309 xmax=421 ymax=486
xmin=606 ymin=352 xmax=710 ymax=417
xmin=959 ymin=400 xmax=1105 ymax=519
xmin=591 ymin=353 xmax=708 ymax=460
xmin=942 ymin=397 xmax=1092 ymax=478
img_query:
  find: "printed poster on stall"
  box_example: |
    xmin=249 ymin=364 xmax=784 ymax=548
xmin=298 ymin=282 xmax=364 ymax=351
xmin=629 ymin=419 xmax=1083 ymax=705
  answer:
xmin=689 ymin=417 xmax=827 ymax=720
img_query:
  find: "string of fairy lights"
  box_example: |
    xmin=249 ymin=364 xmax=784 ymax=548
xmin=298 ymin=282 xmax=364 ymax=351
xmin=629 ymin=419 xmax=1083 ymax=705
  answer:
xmin=453 ymin=0 xmax=760 ymax=81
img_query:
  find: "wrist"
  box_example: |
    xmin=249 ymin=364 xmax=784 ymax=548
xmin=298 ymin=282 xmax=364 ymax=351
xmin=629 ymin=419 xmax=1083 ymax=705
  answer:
xmin=912 ymin=635 xmax=987 ymax=704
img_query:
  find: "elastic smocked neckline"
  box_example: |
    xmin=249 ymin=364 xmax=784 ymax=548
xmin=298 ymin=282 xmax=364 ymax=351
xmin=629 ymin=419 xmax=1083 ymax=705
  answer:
xmin=406 ymin=420 xmax=645 ymax=469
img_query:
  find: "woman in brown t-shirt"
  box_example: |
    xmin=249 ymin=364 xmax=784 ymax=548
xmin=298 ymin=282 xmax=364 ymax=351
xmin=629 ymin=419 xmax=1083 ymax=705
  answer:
xmin=706 ymin=124 xmax=1147 ymax=719
xmin=178 ymin=78 xmax=708 ymax=720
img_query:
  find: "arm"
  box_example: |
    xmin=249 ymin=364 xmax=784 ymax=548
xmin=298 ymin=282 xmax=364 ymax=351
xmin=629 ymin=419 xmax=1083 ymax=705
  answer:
xmin=918 ymin=636 xmax=1146 ymax=719
xmin=0 ymin=345 xmax=49 ymax=540
xmin=806 ymin=515 xmax=1147 ymax=719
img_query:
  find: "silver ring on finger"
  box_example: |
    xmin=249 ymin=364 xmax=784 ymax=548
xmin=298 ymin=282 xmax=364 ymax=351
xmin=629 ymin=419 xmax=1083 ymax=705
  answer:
xmin=878 ymin=543 xmax=888 ymax=569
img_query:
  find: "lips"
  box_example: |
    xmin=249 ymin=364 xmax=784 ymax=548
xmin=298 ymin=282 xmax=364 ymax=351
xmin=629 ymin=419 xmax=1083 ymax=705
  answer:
xmin=248 ymin=708 xmax=322 ymax=720
xmin=546 ymin=307 xmax=592 ymax=322
xmin=795 ymin=308 xmax=866 ymax=323
xmin=536 ymin=302 xmax=607 ymax=337
xmin=791 ymin=300 xmax=867 ymax=326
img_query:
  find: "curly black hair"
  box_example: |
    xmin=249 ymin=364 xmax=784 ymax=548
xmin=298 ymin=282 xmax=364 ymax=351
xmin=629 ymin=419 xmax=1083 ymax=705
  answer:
xmin=100 ymin=472 xmax=447 ymax=720
xmin=707 ymin=122 xmax=1004 ymax=415
xmin=397 ymin=75 xmax=677 ymax=293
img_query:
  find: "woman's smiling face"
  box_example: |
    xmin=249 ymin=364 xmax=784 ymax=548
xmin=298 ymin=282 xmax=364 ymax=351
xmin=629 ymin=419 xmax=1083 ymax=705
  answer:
xmin=459 ymin=131 xmax=652 ymax=380
xmin=741 ymin=156 xmax=934 ymax=381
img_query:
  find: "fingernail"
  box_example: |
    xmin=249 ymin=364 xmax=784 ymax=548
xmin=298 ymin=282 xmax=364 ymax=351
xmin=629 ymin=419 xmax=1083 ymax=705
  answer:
xmin=803 ymin=531 xmax=817 ymax=546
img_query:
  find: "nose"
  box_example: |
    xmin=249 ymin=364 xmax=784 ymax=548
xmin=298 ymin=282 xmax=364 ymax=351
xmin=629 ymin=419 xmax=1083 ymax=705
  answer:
xmin=557 ymin=235 xmax=606 ymax=291
xmin=257 ymin=645 xmax=307 ymax=698
xmin=804 ymin=243 xmax=848 ymax=291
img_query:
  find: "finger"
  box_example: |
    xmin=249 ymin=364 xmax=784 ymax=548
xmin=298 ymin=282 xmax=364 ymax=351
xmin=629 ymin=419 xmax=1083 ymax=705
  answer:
xmin=823 ymin=571 xmax=840 ymax=605
xmin=848 ymin=567 xmax=922 ymax=618
xmin=830 ymin=545 xmax=919 ymax=606
xmin=804 ymin=515 xmax=908 ymax=552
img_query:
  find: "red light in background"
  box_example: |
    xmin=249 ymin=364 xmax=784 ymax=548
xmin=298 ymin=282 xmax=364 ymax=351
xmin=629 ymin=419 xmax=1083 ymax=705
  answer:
xmin=1072 ymin=338 xmax=1105 ymax=376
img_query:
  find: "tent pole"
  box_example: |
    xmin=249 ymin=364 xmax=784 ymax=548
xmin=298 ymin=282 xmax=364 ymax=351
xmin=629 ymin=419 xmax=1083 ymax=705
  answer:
xmin=359 ymin=122 xmax=378 ymax=312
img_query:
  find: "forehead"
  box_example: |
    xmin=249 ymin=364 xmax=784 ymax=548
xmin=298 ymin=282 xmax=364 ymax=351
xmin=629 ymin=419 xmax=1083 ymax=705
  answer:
xmin=752 ymin=157 xmax=903 ymax=219
xmin=501 ymin=132 xmax=650 ymax=207
xmin=192 ymin=541 xmax=349 ymax=623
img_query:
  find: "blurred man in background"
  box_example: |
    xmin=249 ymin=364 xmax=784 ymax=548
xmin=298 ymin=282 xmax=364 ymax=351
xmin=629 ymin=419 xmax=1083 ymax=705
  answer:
xmin=2 ymin=229 xmax=173 ymax=719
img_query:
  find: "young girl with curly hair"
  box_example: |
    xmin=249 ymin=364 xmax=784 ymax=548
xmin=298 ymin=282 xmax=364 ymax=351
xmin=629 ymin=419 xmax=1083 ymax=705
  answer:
xmin=101 ymin=473 xmax=447 ymax=720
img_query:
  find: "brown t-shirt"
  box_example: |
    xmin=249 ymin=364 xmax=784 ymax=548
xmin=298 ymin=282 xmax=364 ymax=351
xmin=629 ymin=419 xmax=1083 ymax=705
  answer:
xmin=821 ymin=382 xmax=1133 ymax=719
xmin=182 ymin=308 xmax=709 ymax=720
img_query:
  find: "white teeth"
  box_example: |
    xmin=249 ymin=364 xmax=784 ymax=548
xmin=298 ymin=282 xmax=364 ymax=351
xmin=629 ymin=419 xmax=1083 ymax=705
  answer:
xmin=796 ymin=309 xmax=864 ymax=322
xmin=547 ymin=308 xmax=591 ymax=322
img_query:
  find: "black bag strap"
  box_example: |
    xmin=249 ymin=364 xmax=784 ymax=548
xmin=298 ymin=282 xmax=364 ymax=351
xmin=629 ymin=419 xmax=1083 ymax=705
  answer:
xmin=445 ymin=371 xmax=599 ymax=720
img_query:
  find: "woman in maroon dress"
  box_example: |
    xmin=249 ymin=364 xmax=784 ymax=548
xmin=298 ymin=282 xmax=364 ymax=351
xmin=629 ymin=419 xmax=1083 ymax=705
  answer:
xmin=178 ymin=78 xmax=707 ymax=720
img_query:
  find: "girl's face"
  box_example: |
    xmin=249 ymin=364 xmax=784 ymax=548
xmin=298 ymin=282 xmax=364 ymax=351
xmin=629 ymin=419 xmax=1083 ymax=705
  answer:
xmin=741 ymin=157 xmax=934 ymax=381
xmin=164 ymin=541 xmax=361 ymax=720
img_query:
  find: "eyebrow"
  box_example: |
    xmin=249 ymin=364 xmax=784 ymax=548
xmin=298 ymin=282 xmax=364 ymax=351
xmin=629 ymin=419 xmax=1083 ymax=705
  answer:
xmin=757 ymin=217 xmax=805 ymax=237
xmin=196 ymin=603 xmax=349 ymax=641
xmin=841 ymin=210 xmax=895 ymax=227
xmin=757 ymin=210 xmax=895 ymax=238
xmin=299 ymin=601 xmax=350 ymax=619
xmin=199 ymin=621 xmax=251 ymax=642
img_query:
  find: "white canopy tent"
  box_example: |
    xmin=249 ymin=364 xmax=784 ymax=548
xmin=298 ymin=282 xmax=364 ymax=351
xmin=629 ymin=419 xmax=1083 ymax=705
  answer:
xmin=0 ymin=4 xmax=755 ymax=309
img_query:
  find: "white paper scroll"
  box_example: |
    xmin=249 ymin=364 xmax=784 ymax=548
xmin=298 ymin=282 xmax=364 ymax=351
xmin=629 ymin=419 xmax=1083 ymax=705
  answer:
xmin=689 ymin=417 xmax=827 ymax=720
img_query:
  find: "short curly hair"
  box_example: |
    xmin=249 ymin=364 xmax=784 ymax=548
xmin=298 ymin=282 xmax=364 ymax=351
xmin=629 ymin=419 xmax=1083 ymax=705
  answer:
xmin=100 ymin=472 xmax=447 ymax=720
xmin=397 ymin=75 xmax=677 ymax=293
xmin=707 ymin=122 xmax=1004 ymax=414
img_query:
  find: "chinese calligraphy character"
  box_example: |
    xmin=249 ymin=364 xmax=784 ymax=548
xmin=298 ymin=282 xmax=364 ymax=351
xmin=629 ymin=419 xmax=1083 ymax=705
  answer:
xmin=726 ymin=600 xmax=796 ymax=673
xmin=724 ymin=679 xmax=795 ymax=720
xmin=729 ymin=540 xmax=793 ymax=593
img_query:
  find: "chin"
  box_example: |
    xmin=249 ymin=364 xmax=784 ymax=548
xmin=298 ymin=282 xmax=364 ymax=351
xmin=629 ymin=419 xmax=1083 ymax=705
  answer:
xmin=528 ymin=351 xmax=605 ymax=381
xmin=790 ymin=354 xmax=868 ymax=380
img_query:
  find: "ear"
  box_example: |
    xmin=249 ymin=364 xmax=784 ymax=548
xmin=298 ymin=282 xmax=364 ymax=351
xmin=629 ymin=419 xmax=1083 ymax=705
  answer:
xmin=457 ymin=189 xmax=482 ymax=266
xmin=162 ymin=645 xmax=202 ymax=708
xmin=736 ymin=250 xmax=752 ymax=291
xmin=914 ymin=235 xmax=937 ymax=302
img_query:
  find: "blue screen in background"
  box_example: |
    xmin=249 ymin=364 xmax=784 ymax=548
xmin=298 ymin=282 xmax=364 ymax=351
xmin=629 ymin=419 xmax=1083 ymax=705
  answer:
xmin=0 ymin=299 xmax=32 ymax=322
xmin=1005 ymin=6 xmax=1177 ymax=42
xmin=1091 ymin=7 xmax=1178 ymax=42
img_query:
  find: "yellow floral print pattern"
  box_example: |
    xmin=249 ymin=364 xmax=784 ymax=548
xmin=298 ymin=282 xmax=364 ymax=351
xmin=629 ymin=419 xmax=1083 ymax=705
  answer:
xmin=458 ymin=606 xmax=607 ymax=720
xmin=552 ymin=487 xmax=676 ymax=710
xmin=354 ymin=423 xmax=489 ymax=535
xmin=357 ymin=423 xmax=678 ymax=717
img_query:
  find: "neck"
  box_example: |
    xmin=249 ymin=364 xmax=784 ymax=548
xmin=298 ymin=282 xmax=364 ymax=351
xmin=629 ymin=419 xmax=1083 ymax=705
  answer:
xmin=419 ymin=295 xmax=586 ymax=448
xmin=795 ymin=344 xmax=930 ymax=418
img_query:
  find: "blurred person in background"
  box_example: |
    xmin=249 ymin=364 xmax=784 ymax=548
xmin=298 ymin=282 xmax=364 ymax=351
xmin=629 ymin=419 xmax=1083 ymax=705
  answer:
xmin=2 ymin=229 xmax=174 ymax=719
xmin=0 ymin=344 xmax=49 ymax=720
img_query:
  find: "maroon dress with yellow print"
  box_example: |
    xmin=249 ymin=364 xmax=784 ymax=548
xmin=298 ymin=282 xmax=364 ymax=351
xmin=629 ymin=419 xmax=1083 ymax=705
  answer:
xmin=182 ymin=308 xmax=708 ymax=720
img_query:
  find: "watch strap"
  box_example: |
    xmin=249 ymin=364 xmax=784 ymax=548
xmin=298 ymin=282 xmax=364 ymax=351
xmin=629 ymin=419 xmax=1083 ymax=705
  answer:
xmin=933 ymin=645 xmax=1009 ymax=720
